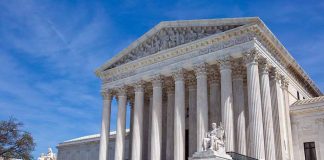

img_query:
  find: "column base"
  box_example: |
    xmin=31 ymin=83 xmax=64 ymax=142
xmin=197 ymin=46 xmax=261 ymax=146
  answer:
xmin=189 ymin=149 xmax=232 ymax=160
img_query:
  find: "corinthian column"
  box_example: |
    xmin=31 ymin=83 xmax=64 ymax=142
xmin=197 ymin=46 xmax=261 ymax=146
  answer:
xmin=151 ymin=75 xmax=163 ymax=160
xmin=165 ymin=79 xmax=175 ymax=160
xmin=281 ymin=77 xmax=294 ymax=160
xmin=208 ymin=66 xmax=221 ymax=126
xmin=232 ymin=61 xmax=246 ymax=155
xmin=115 ymin=87 xmax=127 ymax=160
xmin=270 ymin=68 xmax=286 ymax=160
xmin=172 ymin=69 xmax=186 ymax=160
xmin=259 ymin=59 xmax=276 ymax=160
xmin=99 ymin=90 xmax=112 ymax=160
xmin=187 ymin=72 xmax=197 ymax=157
xmin=243 ymin=51 xmax=265 ymax=159
xmin=194 ymin=63 xmax=209 ymax=152
xmin=131 ymin=82 xmax=144 ymax=160
xmin=219 ymin=56 xmax=235 ymax=152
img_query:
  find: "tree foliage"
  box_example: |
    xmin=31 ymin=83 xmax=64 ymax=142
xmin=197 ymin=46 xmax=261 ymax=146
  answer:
xmin=0 ymin=118 xmax=35 ymax=160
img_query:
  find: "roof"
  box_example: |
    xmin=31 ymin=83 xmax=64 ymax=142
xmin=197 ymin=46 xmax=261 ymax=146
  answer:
xmin=292 ymin=96 xmax=324 ymax=106
xmin=96 ymin=17 xmax=258 ymax=72
xmin=95 ymin=17 xmax=322 ymax=96
xmin=57 ymin=129 xmax=129 ymax=147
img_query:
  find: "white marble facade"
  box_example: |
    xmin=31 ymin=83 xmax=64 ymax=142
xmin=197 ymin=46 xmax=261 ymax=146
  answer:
xmin=57 ymin=17 xmax=323 ymax=160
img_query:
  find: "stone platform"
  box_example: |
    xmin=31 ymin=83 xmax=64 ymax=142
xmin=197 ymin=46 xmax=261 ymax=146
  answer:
xmin=189 ymin=149 xmax=232 ymax=160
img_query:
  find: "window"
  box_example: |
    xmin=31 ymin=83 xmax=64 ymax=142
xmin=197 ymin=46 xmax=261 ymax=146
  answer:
xmin=297 ymin=91 xmax=300 ymax=100
xmin=304 ymin=142 xmax=317 ymax=160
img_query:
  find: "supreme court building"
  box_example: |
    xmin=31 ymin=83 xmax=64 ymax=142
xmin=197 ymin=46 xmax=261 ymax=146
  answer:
xmin=57 ymin=17 xmax=324 ymax=160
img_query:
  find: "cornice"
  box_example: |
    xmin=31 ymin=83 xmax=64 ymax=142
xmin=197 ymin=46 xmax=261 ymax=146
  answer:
xmin=97 ymin=20 xmax=321 ymax=96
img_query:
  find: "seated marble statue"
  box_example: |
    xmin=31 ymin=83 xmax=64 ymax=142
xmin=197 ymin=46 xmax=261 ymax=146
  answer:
xmin=202 ymin=122 xmax=225 ymax=153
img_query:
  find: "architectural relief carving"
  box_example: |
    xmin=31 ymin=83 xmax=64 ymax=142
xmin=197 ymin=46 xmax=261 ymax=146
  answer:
xmin=172 ymin=68 xmax=186 ymax=81
xmin=102 ymin=32 xmax=254 ymax=83
xmin=232 ymin=59 xmax=244 ymax=79
xmin=164 ymin=78 xmax=175 ymax=93
xmin=269 ymin=67 xmax=282 ymax=81
xmin=243 ymin=49 xmax=260 ymax=65
xmin=194 ymin=62 xmax=208 ymax=77
xmin=258 ymin=58 xmax=270 ymax=74
xmin=133 ymin=81 xmax=145 ymax=92
xmin=185 ymin=71 xmax=197 ymax=86
xmin=207 ymin=65 xmax=220 ymax=84
xmin=219 ymin=56 xmax=233 ymax=70
xmin=109 ymin=25 xmax=241 ymax=69
xmin=281 ymin=76 xmax=289 ymax=89
xmin=151 ymin=75 xmax=163 ymax=87
xmin=101 ymin=90 xmax=112 ymax=100
xmin=116 ymin=87 xmax=127 ymax=96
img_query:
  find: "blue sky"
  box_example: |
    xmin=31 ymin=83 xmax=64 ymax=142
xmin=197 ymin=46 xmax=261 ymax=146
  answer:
xmin=0 ymin=0 xmax=323 ymax=158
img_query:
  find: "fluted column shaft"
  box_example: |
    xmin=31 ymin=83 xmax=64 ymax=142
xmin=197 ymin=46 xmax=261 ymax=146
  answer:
xmin=220 ymin=58 xmax=235 ymax=152
xmin=270 ymin=69 xmax=287 ymax=160
xmin=131 ymin=83 xmax=144 ymax=160
xmin=187 ymin=73 xmax=197 ymax=157
xmin=99 ymin=91 xmax=112 ymax=160
xmin=166 ymin=83 xmax=175 ymax=160
xmin=151 ymin=76 xmax=163 ymax=160
xmin=173 ymin=69 xmax=185 ymax=160
xmin=259 ymin=61 xmax=276 ymax=160
xmin=244 ymin=51 xmax=265 ymax=159
xmin=208 ymin=67 xmax=221 ymax=126
xmin=194 ymin=63 xmax=209 ymax=152
xmin=115 ymin=88 xmax=127 ymax=160
xmin=281 ymin=77 xmax=294 ymax=160
xmin=232 ymin=65 xmax=246 ymax=155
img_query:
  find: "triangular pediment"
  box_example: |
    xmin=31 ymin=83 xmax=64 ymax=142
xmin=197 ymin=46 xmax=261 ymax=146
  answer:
xmin=98 ymin=17 xmax=260 ymax=71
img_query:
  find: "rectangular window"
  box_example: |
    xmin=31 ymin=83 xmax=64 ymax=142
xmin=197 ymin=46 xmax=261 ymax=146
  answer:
xmin=297 ymin=91 xmax=300 ymax=100
xmin=304 ymin=142 xmax=317 ymax=160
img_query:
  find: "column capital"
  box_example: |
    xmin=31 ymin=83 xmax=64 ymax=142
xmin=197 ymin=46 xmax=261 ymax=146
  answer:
xmin=133 ymin=81 xmax=145 ymax=92
xmin=151 ymin=74 xmax=163 ymax=87
xmin=101 ymin=90 xmax=112 ymax=100
xmin=207 ymin=65 xmax=220 ymax=84
xmin=164 ymin=78 xmax=175 ymax=94
xmin=232 ymin=60 xmax=244 ymax=80
xmin=144 ymin=85 xmax=153 ymax=99
xmin=281 ymin=76 xmax=289 ymax=89
xmin=259 ymin=58 xmax=270 ymax=74
xmin=186 ymin=72 xmax=197 ymax=86
xmin=172 ymin=68 xmax=185 ymax=81
xmin=128 ymin=95 xmax=135 ymax=108
xmin=243 ymin=49 xmax=260 ymax=65
xmin=218 ymin=56 xmax=233 ymax=70
xmin=269 ymin=67 xmax=281 ymax=81
xmin=193 ymin=62 xmax=208 ymax=77
xmin=116 ymin=86 xmax=127 ymax=96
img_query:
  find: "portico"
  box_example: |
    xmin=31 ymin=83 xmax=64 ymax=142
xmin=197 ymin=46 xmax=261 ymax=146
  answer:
xmin=95 ymin=17 xmax=321 ymax=160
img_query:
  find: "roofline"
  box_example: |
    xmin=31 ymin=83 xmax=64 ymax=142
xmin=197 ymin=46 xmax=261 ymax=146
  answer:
xmin=95 ymin=17 xmax=259 ymax=73
xmin=94 ymin=17 xmax=322 ymax=96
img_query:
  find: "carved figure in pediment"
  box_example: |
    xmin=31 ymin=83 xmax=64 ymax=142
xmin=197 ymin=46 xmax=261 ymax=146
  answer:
xmin=197 ymin=27 xmax=205 ymax=39
xmin=179 ymin=30 xmax=185 ymax=44
xmin=159 ymin=29 xmax=169 ymax=50
xmin=188 ymin=28 xmax=198 ymax=41
xmin=153 ymin=36 xmax=160 ymax=53
xmin=168 ymin=29 xmax=177 ymax=48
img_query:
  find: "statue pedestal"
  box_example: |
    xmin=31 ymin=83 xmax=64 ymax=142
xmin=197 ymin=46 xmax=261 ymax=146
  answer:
xmin=189 ymin=149 xmax=232 ymax=160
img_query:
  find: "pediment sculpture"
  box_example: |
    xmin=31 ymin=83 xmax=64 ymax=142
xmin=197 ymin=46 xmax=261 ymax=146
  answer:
xmin=109 ymin=25 xmax=241 ymax=69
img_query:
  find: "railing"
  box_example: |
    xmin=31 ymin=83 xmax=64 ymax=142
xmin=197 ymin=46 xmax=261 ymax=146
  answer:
xmin=226 ymin=152 xmax=258 ymax=160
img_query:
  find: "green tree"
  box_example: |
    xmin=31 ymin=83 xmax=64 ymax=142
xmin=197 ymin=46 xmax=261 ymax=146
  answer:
xmin=0 ymin=118 xmax=35 ymax=160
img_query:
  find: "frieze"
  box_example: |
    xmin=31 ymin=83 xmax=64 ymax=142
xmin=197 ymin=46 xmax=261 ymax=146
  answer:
xmin=108 ymin=25 xmax=241 ymax=69
xmin=101 ymin=29 xmax=255 ymax=83
xmin=99 ymin=22 xmax=321 ymax=97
